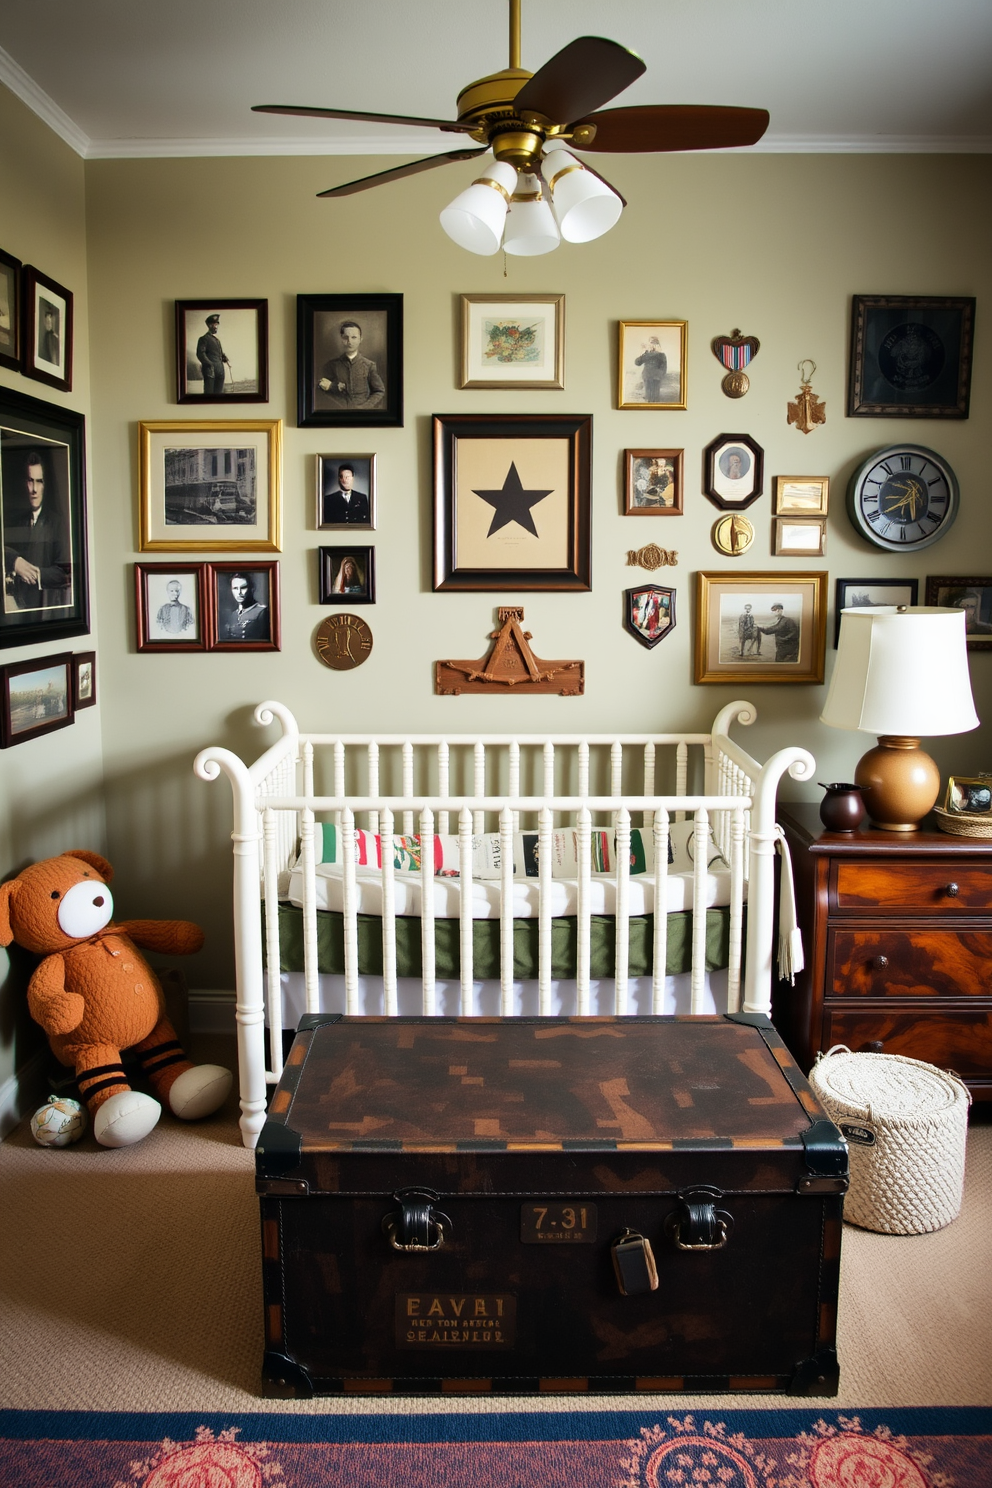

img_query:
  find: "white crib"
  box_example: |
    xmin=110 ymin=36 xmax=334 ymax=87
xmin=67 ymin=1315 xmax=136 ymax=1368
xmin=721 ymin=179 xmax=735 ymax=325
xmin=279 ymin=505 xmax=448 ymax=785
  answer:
xmin=195 ymin=699 xmax=814 ymax=1147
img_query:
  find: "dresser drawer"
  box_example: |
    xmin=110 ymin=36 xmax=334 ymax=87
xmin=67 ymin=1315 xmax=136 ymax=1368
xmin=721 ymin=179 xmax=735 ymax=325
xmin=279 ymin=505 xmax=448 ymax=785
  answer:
xmin=828 ymin=929 xmax=992 ymax=998
xmin=832 ymin=860 xmax=992 ymax=913
xmin=821 ymin=1007 xmax=992 ymax=1079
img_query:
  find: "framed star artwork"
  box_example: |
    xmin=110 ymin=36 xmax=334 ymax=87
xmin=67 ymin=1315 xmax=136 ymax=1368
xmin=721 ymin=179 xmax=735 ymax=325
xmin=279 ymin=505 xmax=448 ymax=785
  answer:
xmin=432 ymin=413 xmax=592 ymax=591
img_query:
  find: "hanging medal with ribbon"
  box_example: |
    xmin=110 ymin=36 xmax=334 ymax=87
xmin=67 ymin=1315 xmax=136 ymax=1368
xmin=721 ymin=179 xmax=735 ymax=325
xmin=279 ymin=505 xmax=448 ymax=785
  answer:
xmin=787 ymin=359 xmax=827 ymax=434
xmin=711 ymin=328 xmax=760 ymax=398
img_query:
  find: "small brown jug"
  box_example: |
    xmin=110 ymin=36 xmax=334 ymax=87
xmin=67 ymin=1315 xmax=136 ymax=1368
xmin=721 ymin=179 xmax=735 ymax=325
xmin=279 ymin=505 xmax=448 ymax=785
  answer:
xmin=819 ymin=782 xmax=867 ymax=833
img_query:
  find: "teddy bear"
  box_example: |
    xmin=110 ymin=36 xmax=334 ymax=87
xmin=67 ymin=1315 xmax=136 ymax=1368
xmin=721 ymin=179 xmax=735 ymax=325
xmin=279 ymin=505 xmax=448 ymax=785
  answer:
xmin=0 ymin=850 xmax=231 ymax=1148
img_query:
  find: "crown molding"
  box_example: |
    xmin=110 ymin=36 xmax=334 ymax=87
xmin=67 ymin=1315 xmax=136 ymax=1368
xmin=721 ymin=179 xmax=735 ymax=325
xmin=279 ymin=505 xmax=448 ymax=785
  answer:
xmin=0 ymin=44 xmax=90 ymax=156
xmin=754 ymin=133 xmax=992 ymax=154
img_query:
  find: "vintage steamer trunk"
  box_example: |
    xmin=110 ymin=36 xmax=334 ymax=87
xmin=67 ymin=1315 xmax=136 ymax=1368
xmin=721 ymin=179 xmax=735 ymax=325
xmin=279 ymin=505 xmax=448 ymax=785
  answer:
xmin=257 ymin=1013 xmax=847 ymax=1397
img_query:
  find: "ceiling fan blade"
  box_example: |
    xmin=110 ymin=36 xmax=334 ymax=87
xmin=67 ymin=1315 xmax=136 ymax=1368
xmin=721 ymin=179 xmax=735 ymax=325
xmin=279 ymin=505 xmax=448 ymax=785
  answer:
xmin=317 ymin=147 xmax=489 ymax=198
xmin=572 ymin=104 xmax=770 ymax=153
xmin=253 ymin=103 xmax=472 ymax=134
xmin=514 ymin=36 xmax=645 ymax=125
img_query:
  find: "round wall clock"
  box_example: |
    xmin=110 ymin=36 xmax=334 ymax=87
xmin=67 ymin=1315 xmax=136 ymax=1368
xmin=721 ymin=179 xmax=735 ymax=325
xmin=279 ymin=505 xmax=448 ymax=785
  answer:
xmin=314 ymin=614 xmax=373 ymax=669
xmin=847 ymin=444 xmax=959 ymax=552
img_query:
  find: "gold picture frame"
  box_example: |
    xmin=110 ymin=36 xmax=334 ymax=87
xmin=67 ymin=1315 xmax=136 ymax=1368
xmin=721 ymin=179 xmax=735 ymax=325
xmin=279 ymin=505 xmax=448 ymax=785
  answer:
xmin=459 ymin=293 xmax=565 ymax=389
xmin=773 ymin=475 xmax=829 ymax=516
xmin=774 ymin=516 xmax=827 ymax=557
xmin=617 ymin=320 xmax=688 ymax=410
xmin=695 ymin=571 xmax=828 ymax=684
xmin=138 ymin=419 xmax=282 ymax=552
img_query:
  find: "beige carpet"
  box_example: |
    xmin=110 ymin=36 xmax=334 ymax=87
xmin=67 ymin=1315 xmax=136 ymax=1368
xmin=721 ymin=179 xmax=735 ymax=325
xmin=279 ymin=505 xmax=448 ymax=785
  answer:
xmin=1 ymin=1035 xmax=990 ymax=1415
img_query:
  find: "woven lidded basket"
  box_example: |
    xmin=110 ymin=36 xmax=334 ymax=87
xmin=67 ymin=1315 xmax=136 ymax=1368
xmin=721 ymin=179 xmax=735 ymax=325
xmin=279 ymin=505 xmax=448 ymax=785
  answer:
xmin=809 ymin=1046 xmax=971 ymax=1234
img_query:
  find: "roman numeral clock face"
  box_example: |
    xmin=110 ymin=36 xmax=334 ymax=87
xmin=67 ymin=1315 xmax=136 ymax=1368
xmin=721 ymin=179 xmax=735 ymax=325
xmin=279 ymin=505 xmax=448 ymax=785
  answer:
xmin=848 ymin=444 xmax=959 ymax=552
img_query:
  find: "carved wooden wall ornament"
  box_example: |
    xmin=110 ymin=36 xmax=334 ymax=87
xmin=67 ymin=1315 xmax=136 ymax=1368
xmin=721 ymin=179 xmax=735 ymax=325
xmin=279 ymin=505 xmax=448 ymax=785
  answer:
xmin=435 ymin=607 xmax=584 ymax=696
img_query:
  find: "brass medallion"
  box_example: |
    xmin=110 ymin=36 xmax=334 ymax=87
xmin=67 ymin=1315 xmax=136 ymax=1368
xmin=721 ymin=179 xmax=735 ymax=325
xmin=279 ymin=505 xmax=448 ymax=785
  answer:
xmin=626 ymin=543 xmax=678 ymax=571
xmin=721 ymin=369 xmax=750 ymax=398
xmin=315 ymin=614 xmax=373 ymax=670
xmin=711 ymin=329 xmax=760 ymax=398
xmin=712 ymin=513 xmax=755 ymax=556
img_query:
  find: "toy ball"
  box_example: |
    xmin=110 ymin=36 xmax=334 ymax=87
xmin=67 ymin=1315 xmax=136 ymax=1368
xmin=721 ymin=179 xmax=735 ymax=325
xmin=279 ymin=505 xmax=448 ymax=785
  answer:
xmin=30 ymin=1095 xmax=88 ymax=1147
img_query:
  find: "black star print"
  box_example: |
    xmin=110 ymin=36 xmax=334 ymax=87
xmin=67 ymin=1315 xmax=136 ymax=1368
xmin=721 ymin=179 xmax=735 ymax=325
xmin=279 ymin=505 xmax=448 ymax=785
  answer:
xmin=473 ymin=461 xmax=553 ymax=538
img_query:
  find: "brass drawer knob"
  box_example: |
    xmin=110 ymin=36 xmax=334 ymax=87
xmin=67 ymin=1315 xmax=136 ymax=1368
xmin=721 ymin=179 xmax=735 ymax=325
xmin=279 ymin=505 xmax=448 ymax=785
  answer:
xmin=873 ymin=955 xmax=889 ymax=969
xmin=944 ymin=882 xmax=960 ymax=897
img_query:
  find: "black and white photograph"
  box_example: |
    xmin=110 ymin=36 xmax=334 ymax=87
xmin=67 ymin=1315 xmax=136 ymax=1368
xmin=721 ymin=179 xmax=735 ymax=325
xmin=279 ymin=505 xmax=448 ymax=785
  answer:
xmin=175 ymin=298 xmax=269 ymax=403
xmin=138 ymin=419 xmax=282 ymax=552
xmin=208 ymin=560 xmax=280 ymax=651
xmin=834 ymin=578 xmax=919 ymax=645
xmin=1 ymin=387 xmax=88 ymax=649
xmin=298 ymin=293 xmax=403 ymax=429
xmin=695 ymin=571 xmax=827 ymax=685
xmin=0 ymin=246 xmax=21 ymax=372
xmin=22 ymin=265 xmax=72 ymax=392
xmin=926 ymin=574 xmax=992 ymax=652
xmin=318 ymin=545 xmax=375 ymax=605
xmin=1 ymin=652 xmax=73 ymax=747
xmin=72 ymin=651 xmax=96 ymax=708
xmin=316 ymin=454 xmax=375 ymax=529
xmin=703 ymin=432 xmax=764 ymax=511
xmin=135 ymin=562 xmax=207 ymax=652
xmin=617 ymin=320 xmax=687 ymax=410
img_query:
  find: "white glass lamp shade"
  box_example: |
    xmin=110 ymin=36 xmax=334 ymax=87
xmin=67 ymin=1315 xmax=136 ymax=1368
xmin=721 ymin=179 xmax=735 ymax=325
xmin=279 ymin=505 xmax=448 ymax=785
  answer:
xmin=541 ymin=142 xmax=623 ymax=243
xmin=821 ymin=606 xmax=980 ymax=736
xmin=440 ymin=160 xmax=518 ymax=255
xmin=502 ymin=173 xmax=560 ymax=256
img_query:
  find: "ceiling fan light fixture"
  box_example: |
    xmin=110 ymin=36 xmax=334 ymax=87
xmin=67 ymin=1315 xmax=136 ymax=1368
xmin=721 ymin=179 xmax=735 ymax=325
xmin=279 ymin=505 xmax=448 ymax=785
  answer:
xmin=440 ymin=159 xmax=518 ymax=255
xmin=502 ymin=173 xmax=560 ymax=255
xmin=541 ymin=142 xmax=623 ymax=244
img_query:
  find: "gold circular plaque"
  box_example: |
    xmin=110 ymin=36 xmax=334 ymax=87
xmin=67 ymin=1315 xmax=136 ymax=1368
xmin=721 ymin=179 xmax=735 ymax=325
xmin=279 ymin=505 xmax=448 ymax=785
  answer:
xmin=721 ymin=369 xmax=750 ymax=398
xmin=315 ymin=614 xmax=373 ymax=670
xmin=712 ymin=513 xmax=755 ymax=556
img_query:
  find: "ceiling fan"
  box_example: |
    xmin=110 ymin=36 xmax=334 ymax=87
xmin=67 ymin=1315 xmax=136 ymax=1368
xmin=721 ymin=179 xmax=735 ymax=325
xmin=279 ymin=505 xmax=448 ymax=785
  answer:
xmin=253 ymin=0 xmax=769 ymax=255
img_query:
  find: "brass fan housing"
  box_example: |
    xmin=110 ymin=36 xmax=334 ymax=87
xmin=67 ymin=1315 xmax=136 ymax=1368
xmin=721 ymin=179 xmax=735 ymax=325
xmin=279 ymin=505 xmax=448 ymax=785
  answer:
xmin=455 ymin=67 xmax=550 ymax=169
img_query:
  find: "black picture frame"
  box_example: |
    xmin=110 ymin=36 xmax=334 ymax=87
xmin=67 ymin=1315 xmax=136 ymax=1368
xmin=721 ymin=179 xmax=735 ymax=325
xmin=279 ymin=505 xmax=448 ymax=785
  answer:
xmin=0 ymin=387 xmax=89 ymax=649
xmin=833 ymin=577 xmax=919 ymax=647
xmin=316 ymin=453 xmax=376 ymax=530
xmin=848 ymin=295 xmax=975 ymax=418
xmin=925 ymin=574 xmax=992 ymax=653
xmin=0 ymin=246 xmax=21 ymax=372
xmin=624 ymin=585 xmax=676 ymax=649
xmin=207 ymin=560 xmax=281 ymax=651
xmin=702 ymin=433 xmax=764 ymax=511
xmin=72 ymin=650 xmax=96 ymax=709
xmin=1 ymin=651 xmax=74 ymax=747
xmin=175 ymin=298 xmax=269 ymax=404
xmin=297 ymin=293 xmax=402 ymax=429
xmin=318 ymin=545 xmax=375 ymax=604
xmin=433 ymin=412 xmax=592 ymax=592
xmin=21 ymin=265 xmax=73 ymax=392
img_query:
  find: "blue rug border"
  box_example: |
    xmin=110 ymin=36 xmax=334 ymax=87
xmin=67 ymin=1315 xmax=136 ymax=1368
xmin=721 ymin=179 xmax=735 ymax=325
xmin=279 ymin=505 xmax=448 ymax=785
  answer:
xmin=1 ymin=1407 xmax=990 ymax=1444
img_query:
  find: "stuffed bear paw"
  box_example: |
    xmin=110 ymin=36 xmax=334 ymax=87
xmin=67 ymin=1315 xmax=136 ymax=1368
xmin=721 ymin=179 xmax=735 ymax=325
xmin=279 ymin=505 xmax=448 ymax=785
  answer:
xmin=168 ymin=1064 xmax=232 ymax=1121
xmin=94 ymin=1090 xmax=161 ymax=1148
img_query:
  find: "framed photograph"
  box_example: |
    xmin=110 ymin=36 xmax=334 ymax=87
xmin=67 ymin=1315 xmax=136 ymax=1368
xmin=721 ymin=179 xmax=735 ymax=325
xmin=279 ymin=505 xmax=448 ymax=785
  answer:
xmin=925 ymin=575 xmax=992 ymax=652
xmin=71 ymin=650 xmax=96 ymax=709
xmin=138 ymin=418 xmax=282 ymax=552
xmin=459 ymin=293 xmax=565 ymax=390
xmin=433 ymin=413 xmax=591 ymax=592
xmin=625 ymin=584 xmax=676 ymax=649
xmin=773 ymin=475 xmax=829 ymax=516
xmin=944 ymin=776 xmax=992 ymax=816
xmin=703 ymin=433 xmax=764 ymax=511
xmin=834 ymin=577 xmax=919 ymax=646
xmin=297 ymin=293 xmax=402 ymax=429
xmin=848 ymin=295 xmax=975 ymax=419
xmin=0 ymin=246 xmax=21 ymax=372
xmin=624 ymin=449 xmax=683 ymax=515
xmin=318 ymin=545 xmax=375 ymax=605
xmin=774 ymin=517 xmax=827 ymax=557
xmin=135 ymin=562 xmax=208 ymax=652
xmin=175 ymin=298 xmax=268 ymax=403
xmin=316 ymin=454 xmax=375 ymax=530
xmin=207 ymin=561 xmax=280 ymax=651
xmin=1 ymin=386 xmax=89 ymax=649
xmin=694 ymin=571 xmax=828 ymax=685
xmin=618 ymin=320 xmax=687 ymax=410
xmin=0 ymin=652 xmax=73 ymax=747
xmin=21 ymin=265 xmax=72 ymax=392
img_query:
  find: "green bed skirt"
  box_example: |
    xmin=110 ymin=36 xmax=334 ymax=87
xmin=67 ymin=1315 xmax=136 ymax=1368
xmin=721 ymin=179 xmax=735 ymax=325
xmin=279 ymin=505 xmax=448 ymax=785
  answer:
xmin=265 ymin=903 xmax=735 ymax=981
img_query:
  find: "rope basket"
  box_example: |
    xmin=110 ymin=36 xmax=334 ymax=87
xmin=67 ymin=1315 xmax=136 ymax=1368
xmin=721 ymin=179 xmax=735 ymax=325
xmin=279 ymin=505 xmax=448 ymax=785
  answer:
xmin=809 ymin=1046 xmax=971 ymax=1234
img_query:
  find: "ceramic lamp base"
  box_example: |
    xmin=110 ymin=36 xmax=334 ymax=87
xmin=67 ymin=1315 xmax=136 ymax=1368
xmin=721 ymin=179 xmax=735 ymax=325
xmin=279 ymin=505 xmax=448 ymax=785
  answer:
xmin=855 ymin=735 xmax=941 ymax=832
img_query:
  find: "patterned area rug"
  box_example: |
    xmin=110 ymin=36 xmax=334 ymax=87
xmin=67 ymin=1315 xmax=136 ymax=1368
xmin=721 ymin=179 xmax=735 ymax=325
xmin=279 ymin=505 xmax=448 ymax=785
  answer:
xmin=1 ymin=1408 xmax=991 ymax=1486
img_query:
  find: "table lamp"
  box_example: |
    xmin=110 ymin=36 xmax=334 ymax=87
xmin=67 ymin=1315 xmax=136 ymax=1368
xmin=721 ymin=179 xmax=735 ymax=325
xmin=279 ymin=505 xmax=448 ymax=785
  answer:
xmin=820 ymin=606 xmax=980 ymax=831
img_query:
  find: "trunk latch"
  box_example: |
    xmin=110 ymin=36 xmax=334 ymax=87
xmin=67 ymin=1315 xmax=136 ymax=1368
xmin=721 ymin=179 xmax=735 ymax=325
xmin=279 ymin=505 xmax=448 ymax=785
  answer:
xmin=666 ymin=1186 xmax=734 ymax=1251
xmin=382 ymin=1187 xmax=451 ymax=1252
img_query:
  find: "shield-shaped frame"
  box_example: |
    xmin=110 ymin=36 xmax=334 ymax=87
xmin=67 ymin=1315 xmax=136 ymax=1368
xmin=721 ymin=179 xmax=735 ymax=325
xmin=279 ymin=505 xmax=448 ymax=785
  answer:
xmin=625 ymin=584 xmax=676 ymax=650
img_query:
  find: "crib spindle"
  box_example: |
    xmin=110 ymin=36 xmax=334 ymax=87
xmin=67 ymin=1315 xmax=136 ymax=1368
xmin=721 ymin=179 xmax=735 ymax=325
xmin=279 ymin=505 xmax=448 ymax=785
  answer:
xmin=437 ymin=743 xmax=450 ymax=835
xmin=380 ymin=807 xmax=398 ymax=1016
xmin=473 ymin=742 xmax=486 ymax=834
xmin=340 ymin=807 xmax=359 ymax=1014
xmin=537 ymin=805 xmax=553 ymax=1016
xmin=689 ymin=808 xmax=709 ymax=1015
xmin=419 ymin=807 xmax=436 ymax=1016
xmin=675 ymin=741 xmax=688 ymax=821
xmin=299 ymin=807 xmax=320 ymax=1016
xmin=499 ymin=804 xmax=515 ymax=1016
xmin=368 ymin=742 xmax=380 ymax=837
xmin=727 ymin=805 xmax=746 ymax=1013
xmin=614 ymin=806 xmax=631 ymax=1015
xmin=262 ymin=807 xmax=285 ymax=1080
xmin=458 ymin=805 xmax=475 ymax=1015
xmin=643 ymin=742 xmax=656 ymax=833
xmin=402 ymin=742 xmax=414 ymax=836
xmin=508 ymin=741 xmax=520 ymax=832
xmin=576 ymin=806 xmax=592 ymax=1014
xmin=651 ymin=809 xmax=671 ymax=1015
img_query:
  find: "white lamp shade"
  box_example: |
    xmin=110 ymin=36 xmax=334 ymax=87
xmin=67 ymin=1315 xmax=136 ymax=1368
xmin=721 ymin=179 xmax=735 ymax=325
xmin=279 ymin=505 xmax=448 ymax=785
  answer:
xmin=439 ymin=160 xmax=518 ymax=255
xmin=541 ymin=144 xmax=623 ymax=243
xmin=502 ymin=174 xmax=560 ymax=256
xmin=821 ymin=606 xmax=980 ymax=736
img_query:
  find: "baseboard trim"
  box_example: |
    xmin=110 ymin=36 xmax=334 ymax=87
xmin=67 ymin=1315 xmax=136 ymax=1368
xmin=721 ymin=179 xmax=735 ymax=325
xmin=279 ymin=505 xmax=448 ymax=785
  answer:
xmin=0 ymin=1048 xmax=49 ymax=1140
xmin=189 ymin=989 xmax=236 ymax=1034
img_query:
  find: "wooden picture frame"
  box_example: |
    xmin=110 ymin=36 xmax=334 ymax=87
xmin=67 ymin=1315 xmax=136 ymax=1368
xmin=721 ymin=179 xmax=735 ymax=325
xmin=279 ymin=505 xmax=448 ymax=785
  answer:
xmin=773 ymin=517 xmax=827 ymax=557
xmin=618 ymin=320 xmax=688 ymax=410
xmin=459 ymin=293 xmax=565 ymax=389
xmin=207 ymin=560 xmax=281 ymax=651
xmin=773 ymin=475 xmax=829 ymax=516
xmin=848 ymin=294 xmax=975 ymax=419
xmin=926 ymin=574 xmax=992 ymax=652
xmin=135 ymin=562 xmax=208 ymax=652
xmin=71 ymin=650 xmax=96 ymax=709
xmin=318 ymin=545 xmax=375 ymax=604
xmin=625 ymin=584 xmax=676 ymax=649
xmin=0 ymin=651 xmax=73 ymax=747
xmin=297 ymin=292 xmax=402 ymax=429
xmin=623 ymin=449 xmax=683 ymax=515
xmin=21 ymin=265 xmax=72 ymax=392
xmin=316 ymin=454 xmax=376 ymax=530
xmin=0 ymin=246 xmax=21 ymax=372
xmin=695 ymin=571 xmax=828 ymax=684
xmin=834 ymin=577 xmax=919 ymax=647
xmin=703 ymin=433 xmax=764 ymax=511
xmin=0 ymin=386 xmax=89 ymax=649
xmin=175 ymin=298 xmax=269 ymax=403
xmin=433 ymin=412 xmax=592 ymax=592
xmin=138 ymin=418 xmax=282 ymax=552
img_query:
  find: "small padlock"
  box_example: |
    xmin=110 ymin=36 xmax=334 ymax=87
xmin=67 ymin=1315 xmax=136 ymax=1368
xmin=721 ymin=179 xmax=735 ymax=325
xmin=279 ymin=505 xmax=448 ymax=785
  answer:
xmin=611 ymin=1227 xmax=659 ymax=1296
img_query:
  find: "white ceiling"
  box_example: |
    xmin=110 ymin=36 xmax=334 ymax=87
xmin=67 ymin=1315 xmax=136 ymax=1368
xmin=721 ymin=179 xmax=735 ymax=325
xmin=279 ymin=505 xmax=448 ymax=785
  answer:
xmin=2 ymin=0 xmax=991 ymax=161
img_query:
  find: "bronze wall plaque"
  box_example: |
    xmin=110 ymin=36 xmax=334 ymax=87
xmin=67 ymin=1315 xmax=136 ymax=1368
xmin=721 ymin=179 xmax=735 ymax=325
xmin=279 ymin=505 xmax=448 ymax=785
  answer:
xmin=315 ymin=614 xmax=373 ymax=669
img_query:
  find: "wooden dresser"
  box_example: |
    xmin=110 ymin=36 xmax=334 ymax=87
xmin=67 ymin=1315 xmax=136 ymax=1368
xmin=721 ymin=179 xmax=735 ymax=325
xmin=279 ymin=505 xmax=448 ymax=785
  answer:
xmin=774 ymin=804 xmax=992 ymax=1103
